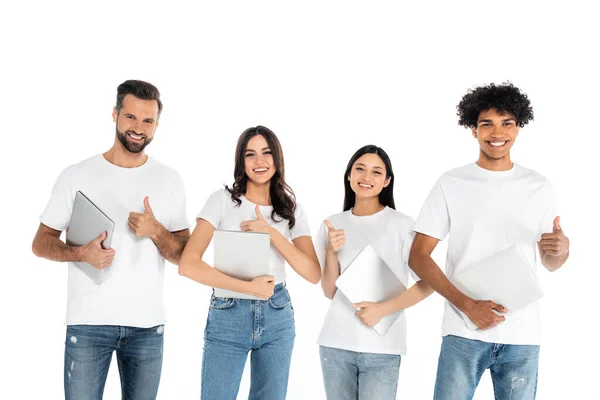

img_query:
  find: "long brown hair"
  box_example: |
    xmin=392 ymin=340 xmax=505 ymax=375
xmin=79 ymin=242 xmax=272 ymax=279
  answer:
xmin=225 ymin=126 xmax=297 ymax=228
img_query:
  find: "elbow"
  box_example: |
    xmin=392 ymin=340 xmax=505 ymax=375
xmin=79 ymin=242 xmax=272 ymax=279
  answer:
xmin=308 ymin=266 xmax=322 ymax=285
xmin=32 ymin=240 xmax=42 ymax=258
xmin=178 ymin=256 xmax=190 ymax=277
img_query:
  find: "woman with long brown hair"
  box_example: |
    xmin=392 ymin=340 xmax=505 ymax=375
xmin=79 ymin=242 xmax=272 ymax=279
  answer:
xmin=179 ymin=125 xmax=320 ymax=399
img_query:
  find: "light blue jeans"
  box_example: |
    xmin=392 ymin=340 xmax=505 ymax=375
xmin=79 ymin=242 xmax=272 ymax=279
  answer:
xmin=319 ymin=346 xmax=401 ymax=400
xmin=434 ymin=335 xmax=540 ymax=400
xmin=201 ymin=283 xmax=295 ymax=400
xmin=64 ymin=324 xmax=164 ymax=400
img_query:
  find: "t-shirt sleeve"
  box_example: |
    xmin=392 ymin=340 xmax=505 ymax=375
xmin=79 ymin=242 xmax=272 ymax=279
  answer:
xmin=413 ymin=179 xmax=450 ymax=241
xmin=403 ymin=221 xmax=421 ymax=282
xmin=197 ymin=190 xmax=226 ymax=230
xmin=289 ymin=203 xmax=312 ymax=240
xmin=314 ymin=221 xmax=329 ymax=271
xmin=168 ymin=172 xmax=191 ymax=232
xmin=39 ymin=167 xmax=77 ymax=231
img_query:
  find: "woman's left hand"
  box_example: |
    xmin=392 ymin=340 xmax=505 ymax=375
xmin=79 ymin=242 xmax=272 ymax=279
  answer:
xmin=240 ymin=205 xmax=272 ymax=234
xmin=354 ymin=301 xmax=386 ymax=327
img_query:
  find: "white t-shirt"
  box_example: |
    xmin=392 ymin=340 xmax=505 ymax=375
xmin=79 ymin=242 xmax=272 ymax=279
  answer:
xmin=197 ymin=189 xmax=312 ymax=283
xmin=413 ymin=163 xmax=557 ymax=345
xmin=40 ymin=154 xmax=190 ymax=327
xmin=316 ymin=207 xmax=418 ymax=355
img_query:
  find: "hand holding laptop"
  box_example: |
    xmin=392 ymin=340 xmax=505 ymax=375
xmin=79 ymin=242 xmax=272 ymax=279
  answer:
xmin=353 ymin=301 xmax=388 ymax=328
xmin=247 ymin=275 xmax=276 ymax=299
xmin=460 ymin=299 xmax=508 ymax=330
xmin=80 ymin=231 xmax=116 ymax=270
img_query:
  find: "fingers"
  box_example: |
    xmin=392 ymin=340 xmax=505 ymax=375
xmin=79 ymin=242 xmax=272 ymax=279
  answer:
xmin=255 ymin=205 xmax=265 ymax=220
xmin=553 ymin=216 xmax=561 ymax=232
xmin=324 ymin=220 xmax=334 ymax=231
xmin=257 ymin=275 xmax=275 ymax=283
xmin=94 ymin=231 xmax=107 ymax=243
xmin=490 ymin=301 xmax=508 ymax=313
xmin=144 ymin=196 xmax=153 ymax=214
xmin=353 ymin=302 xmax=369 ymax=309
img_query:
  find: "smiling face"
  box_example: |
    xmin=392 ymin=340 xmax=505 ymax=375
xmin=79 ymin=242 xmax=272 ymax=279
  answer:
xmin=347 ymin=153 xmax=390 ymax=201
xmin=244 ymin=134 xmax=276 ymax=185
xmin=112 ymin=94 xmax=159 ymax=153
xmin=472 ymin=108 xmax=520 ymax=163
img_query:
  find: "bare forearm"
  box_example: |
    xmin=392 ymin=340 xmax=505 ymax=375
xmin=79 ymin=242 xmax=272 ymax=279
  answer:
xmin=321 ymin=249 xmax=340 ymax=299
xmin=270 ymin=230 xmax=321 ymax=284
xmin=32 ymin=233 xmax=84 ymax=263
xmin=381 ymin=281 xmax=434 ymax=315
xmin=179 ymin=256 xmax=252 ymax=294
xmin=151 ymin=225 xmax=188 ymax=264
xmin=409 ymin=253 xmax=471 ymax=311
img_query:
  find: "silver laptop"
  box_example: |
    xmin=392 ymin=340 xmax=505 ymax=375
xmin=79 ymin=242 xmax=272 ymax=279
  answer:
xmin=66 ymin=191 xmax=115 ymax=284
xmin=335 ymin=245 xmax=407 ymax=336
xmin=452 ymin=244 xmax=544 ymax=330
xmin=213 ymin=230 xmax=271 ymax=300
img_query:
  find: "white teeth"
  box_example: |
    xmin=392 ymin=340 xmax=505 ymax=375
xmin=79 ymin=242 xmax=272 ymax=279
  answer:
xmin=489 ymin=141 xmax=506 ymax=147
xmin=254 ymin=168 xmax=267 ymax=172
xmin=358 ymin=183 xmax=373 ymax=188
xmin=129 ymin=133 xmax=143 ymax=140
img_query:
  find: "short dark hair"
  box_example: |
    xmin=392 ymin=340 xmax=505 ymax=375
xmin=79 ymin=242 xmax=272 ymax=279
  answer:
xmin=115 ymin=80 xmax=163 ymax=115
xmin=457 ymin=82 xmax=533 ymax=128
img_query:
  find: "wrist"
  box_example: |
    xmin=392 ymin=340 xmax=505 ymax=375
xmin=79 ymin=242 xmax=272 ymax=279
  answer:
xmin=455 ymin=295 xmax=474 ymax=313
xmin=150 ymin=221 xmax=165 ymax=241
xmin=73 ymin=245 xmax=86 ymax=263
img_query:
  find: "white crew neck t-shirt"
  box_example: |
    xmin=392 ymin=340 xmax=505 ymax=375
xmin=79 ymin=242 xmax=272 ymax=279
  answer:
xmin=316 ymin=207 xmax=419 ymax=355
xmin=413 ymin=163 xmax=558 ymax=345
xmin=197 ymin=188 xmax=312 ymax=284
xmin=40 ymin=154 xmax=190 ymax=327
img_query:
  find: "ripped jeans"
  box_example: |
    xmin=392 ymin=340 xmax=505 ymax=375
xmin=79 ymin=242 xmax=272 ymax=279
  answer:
xmin=64 ymin=324 xmax=164 ymax=400
xmin=434 ymin=335 xmax=539 ymax=400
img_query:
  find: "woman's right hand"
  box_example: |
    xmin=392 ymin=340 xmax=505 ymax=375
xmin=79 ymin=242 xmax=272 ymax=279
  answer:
xmin=248 ymin=275 xmax=275 ymax=299
xmin=324 ymin=220 xmax=346 ymax=253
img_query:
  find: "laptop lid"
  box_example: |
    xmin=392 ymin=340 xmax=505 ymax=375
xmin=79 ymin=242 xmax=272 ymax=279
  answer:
xmin=452 ymin=244 xmax=544 ymax=330
xmin=213 ymin=230 xmax=271 ymax=300
xmin=335 ymin=245 xmax=407 ymax=336
xmin=65 ymin=191 xmax=115 ymax=285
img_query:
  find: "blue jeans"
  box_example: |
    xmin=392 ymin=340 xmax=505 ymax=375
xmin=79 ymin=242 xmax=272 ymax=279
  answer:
xmin=64 ymin=324 xmax=164 ymax=400
xmin=319 ymin=346 xmax=401 ymax=400
xmin=201 ymin=283 xmax=295 ymax=400
xmin=434 ymin=335 xmax=540 ymax=400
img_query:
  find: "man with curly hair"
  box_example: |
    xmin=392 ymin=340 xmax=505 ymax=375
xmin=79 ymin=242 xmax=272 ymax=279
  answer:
xmin=409 ymin=82 xmax=570 ymax=399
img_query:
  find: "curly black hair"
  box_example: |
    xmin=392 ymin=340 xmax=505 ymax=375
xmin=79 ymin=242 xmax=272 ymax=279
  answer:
xmin=457 ymin=82 xmax=534 ymax=128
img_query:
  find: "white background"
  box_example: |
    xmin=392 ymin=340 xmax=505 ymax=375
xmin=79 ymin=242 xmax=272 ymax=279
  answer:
xmin=1 ymin=1 xmax=598 ymax=399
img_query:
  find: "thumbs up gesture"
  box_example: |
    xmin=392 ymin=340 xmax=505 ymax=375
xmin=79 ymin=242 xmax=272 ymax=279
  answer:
xmin=539 ymin=216 xmax=570 ymax=258
xmin=240 ymin=205 xmax=273 ymax=235
xmin=128 ymin=196 xmax=161 ymax=238
xmin=324 ymin=220 xmax=346 ymax=253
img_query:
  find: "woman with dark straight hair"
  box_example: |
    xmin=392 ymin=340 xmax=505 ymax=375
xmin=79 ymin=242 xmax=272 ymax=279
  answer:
xmin=179 ymin=126 xmax=321 ymax=400
xmin=315 ymin=145 xmax=433 ymax=399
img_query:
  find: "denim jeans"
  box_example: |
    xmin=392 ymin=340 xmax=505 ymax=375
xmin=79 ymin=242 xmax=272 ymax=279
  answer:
xmin=64 ymin=324 xmax=164 ymax=400
xmin=434 ymin=335 xmax=540 ymax=400
xmin=319 ymin=346 xmax=401 ymax=400
xmin=201 ymin=283 xmax=295 ymax=400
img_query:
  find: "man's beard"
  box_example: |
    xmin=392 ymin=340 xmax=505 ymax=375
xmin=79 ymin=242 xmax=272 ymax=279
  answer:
xmin=116 ymin=128 xmax=152 ymax=153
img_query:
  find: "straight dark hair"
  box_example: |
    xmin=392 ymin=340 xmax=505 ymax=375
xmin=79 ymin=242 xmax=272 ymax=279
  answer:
xmin=343 ymin=145 xmax=396 ymax=211
xmin=115 ymin=80 xmax=163 ymax=115
xmin=225 ymin=126 xmax=297 ymax=228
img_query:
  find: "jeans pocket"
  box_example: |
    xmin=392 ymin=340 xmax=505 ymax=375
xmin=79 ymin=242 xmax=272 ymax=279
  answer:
xmin=268 ymin=288 xmax=292 ymax=309
xmin=209 ymin=296 xmax=237 ymax=310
